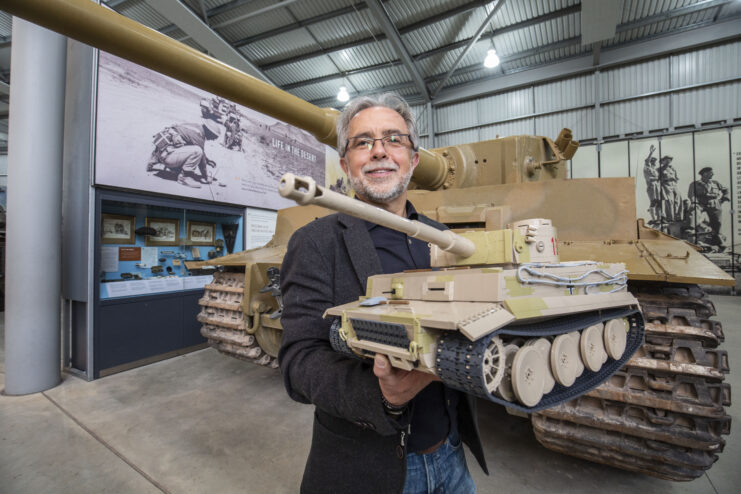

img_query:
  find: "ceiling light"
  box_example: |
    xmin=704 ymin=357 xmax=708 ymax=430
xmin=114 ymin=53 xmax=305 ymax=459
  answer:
xmin=337 ymin=86 xmax=350 ymax=102
xmin=484 ymin=49 xmax=500 ymax=68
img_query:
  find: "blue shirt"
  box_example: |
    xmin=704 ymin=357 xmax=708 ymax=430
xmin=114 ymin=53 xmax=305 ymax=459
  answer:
xmin=366 ymin=201 xmax=459 ymax=453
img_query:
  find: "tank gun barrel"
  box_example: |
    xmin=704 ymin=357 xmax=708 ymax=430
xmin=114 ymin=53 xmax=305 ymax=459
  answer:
xmin=1 ymin=0 xmax=449 ymax=189
xmin=278 ymin=174 xmax=475 ymax=258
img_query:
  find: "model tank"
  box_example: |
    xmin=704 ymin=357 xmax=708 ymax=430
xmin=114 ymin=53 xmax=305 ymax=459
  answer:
xmin=279 ymin=173 xmax=645 ymax=410
xmin=5 ymin=0 xmax=733 ymax=481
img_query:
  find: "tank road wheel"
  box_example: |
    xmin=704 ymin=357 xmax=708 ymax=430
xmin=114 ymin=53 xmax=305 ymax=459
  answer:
xmin=255 ymin=325 xmax=282 ymax=359
xmin=533 ymin=282 xmax=732 ymax=481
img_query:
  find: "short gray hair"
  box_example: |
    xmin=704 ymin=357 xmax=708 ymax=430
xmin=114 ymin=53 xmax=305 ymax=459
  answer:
xmin=336 ymin=93 xmax=419 ymax=157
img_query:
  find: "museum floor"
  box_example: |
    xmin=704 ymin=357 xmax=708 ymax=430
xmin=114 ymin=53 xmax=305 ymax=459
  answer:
xmin=1 ymin=295 xmax=739 ymax=494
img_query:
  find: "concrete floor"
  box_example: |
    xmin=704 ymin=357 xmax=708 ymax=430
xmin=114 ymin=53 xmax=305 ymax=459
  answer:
xmin=1 ymin=296 xmax=739 ymax=494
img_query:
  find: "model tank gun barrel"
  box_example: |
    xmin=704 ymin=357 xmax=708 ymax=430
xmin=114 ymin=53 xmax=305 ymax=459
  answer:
xmin=279 ymin=174 xmax=475 ymax=258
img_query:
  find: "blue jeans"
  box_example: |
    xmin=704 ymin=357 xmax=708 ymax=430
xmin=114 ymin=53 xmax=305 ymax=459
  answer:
xmin=403 ymin=430 xmax=476 ymax=494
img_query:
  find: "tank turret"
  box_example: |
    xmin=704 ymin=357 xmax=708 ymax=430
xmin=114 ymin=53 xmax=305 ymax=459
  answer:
xmin=279 ymin=173 xmax=645 ymax=410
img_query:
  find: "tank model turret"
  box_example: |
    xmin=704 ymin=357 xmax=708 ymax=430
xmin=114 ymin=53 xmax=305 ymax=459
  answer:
xmin=279 ymin=173 xmax=645 ymax=410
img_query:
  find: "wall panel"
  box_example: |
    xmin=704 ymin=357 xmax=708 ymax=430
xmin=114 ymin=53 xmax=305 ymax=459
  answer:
xmin=536 ymin=108 xmax=595 ymax=141
xmin=479 ymin=119 xmax=535 ymax=141
xmin=601 ymin=96 xmax=670 ymax=137
xmin=672 ymin=41 xmax=741 ymax=87
xmin=601 ymin=58 xmax=670 ymax=101
xmin=673 ymin=82 xmax=741 ymax=128
xmin=436 ymin=100 xmax=479 ymax=133
xmin=477 ymin=87 xmax=533 ymax=125
xmin=534 ymin=74 xmax=594 ymax=113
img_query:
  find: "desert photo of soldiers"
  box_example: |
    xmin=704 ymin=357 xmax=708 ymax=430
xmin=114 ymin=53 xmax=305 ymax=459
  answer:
xmin=95 ymin=52 xmax=327 ymax=210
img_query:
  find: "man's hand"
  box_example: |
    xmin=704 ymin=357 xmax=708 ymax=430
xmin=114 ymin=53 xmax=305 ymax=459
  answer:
xmin=373 ymin=354 xmax=440 ymax=406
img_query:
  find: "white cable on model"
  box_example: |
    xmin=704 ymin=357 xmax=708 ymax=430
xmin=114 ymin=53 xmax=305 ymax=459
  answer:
xmin=516 ymin=261 xmax=628 ymax=293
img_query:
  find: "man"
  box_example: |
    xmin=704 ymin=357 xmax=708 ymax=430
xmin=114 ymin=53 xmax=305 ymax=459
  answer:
xmin=688 ymin=167 xmax=729 ymax=239
xmin=147 ymin=120 xmax=220 ymax=188
xmin=279 ymin=94 xmax=487 ymax=494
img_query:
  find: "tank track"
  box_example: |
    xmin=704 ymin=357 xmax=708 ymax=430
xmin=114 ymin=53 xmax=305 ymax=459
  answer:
xmin=532 ymin=282 xmax=731 ymax=481
xmin=436 ymin=308 xmax=644 ymax=413
xmin=197 ymin=271 xmax=279 ymax=368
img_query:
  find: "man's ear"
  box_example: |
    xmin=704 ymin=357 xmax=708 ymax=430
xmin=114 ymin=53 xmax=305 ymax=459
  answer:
xmin=340 ymin=156 xmax=349 ymax=175
xmin=410 ymin=151 xmax=419 ymax=171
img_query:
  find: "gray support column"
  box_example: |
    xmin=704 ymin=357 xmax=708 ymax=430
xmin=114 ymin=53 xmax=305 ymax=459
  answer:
xmin=4 ymin=19 xmax=67 ymax=394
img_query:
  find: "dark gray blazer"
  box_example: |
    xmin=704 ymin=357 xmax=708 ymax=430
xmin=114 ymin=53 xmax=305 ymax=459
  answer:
xmin=278 ymin=212 xmax=488 ymax=494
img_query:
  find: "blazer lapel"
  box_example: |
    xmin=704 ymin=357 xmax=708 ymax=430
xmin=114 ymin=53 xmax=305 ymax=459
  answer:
xmin=338 ymin=213 xmax=382 ymax=289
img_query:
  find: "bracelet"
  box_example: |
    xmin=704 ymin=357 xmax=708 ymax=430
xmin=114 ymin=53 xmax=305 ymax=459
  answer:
xmin=381 ymin=395 xmax=408 ymax=416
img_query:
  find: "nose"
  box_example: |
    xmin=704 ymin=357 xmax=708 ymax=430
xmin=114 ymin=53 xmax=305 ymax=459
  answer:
xmin=370 ymin=138 xmax=387 ymax=159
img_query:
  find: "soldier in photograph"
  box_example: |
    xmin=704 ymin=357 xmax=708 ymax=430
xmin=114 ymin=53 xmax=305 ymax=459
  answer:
xmin=658 ymin=155 xmax=682 ymax=222
xmin=688 ymin=167 xmax=730 ymax=242
xmin=147 ymin=120 xmax=221 ymax=188
xmin=643 ymin=145 xmax=661 ymax=226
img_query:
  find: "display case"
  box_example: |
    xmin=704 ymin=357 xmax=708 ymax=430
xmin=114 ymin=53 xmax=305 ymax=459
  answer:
xmin=91 ymin=189 xmax=245 ymax=377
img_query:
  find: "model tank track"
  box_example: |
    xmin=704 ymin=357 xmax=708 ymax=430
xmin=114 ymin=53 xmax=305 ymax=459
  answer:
xmin=197 ymin=271 xmax=278 ymax=368
xmin=532 ymin=282 xmax=731 ymax=481
xmin=436 ymin=308 xmax=645 ymax=413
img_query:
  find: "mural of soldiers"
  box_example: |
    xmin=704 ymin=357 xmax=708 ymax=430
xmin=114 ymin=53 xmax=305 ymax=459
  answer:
xmin=147 ymin=120 xmax=221 ymax=188
xmin=643 ymin=144 xmax=661 ymax=225
xmin=223 ymin=112 xmax=242 ymax=151
xmin=658 ymin=155 xmax=682 ymax=221
xmin=688 ymin=167 xmax=730 ymax=240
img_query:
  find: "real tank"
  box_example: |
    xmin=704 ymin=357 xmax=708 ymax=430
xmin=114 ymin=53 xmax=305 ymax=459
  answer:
xmin=4 ymin=0 xmax=733 ymax=481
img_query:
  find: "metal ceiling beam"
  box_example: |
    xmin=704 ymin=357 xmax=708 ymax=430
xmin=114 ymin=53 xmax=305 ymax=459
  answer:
xmin=616 ymin=0 xmax=732 ymax=34
xmin=158 ymin=0 xmax=257 ymax=35
xmin=143 ymin=0 xmax=273 ymax=84
xmin=434 ymin=16 xmax=741 ymax=105
xmin=306 ymin=36 xmax=581 ymax=107
xmin=365 ymin=0 xmax=430 ymax=101
xmin=431 ymin=0 xmax=505 ymax=99
xmin=259 ymin=0 xmax=490 ymax=71
xmin=281 ymin=7 xmax=581 ymax=92
xmin=234 ymin=1 xmax=370 ymax=48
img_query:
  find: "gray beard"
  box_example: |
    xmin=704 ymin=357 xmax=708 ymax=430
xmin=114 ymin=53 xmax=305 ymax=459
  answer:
xmin=348 ymin=166 xmax=413 ymax=203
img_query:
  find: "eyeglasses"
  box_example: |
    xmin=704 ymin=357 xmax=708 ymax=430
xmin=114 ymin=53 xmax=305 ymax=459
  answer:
xmin=346 ymin=134 xmax=411 ymax=154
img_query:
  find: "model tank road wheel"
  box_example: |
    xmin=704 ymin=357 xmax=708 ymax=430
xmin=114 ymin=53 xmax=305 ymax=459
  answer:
xmin=496 ymin=344 xmax=519 ymax=401
xmin=533 ymin=282 xmax=732 ymax=481
xmin=511 ymin=345 xmax=547 ymax=407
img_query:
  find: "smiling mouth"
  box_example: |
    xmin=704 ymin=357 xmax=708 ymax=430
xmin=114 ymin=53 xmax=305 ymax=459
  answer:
xmin=363 ymin=163 xmax=398 ymax=179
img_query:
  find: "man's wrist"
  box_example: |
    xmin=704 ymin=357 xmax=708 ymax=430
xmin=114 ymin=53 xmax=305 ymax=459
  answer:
xmin=381 ymin=395 xmax=408 ymax=416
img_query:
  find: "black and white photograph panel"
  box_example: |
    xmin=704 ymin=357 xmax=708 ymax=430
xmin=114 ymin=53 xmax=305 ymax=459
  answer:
xmin=94 ymin=52 xmax=328 ymax=210
xmin=692 ymin=129 xmax=733 ymax=272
